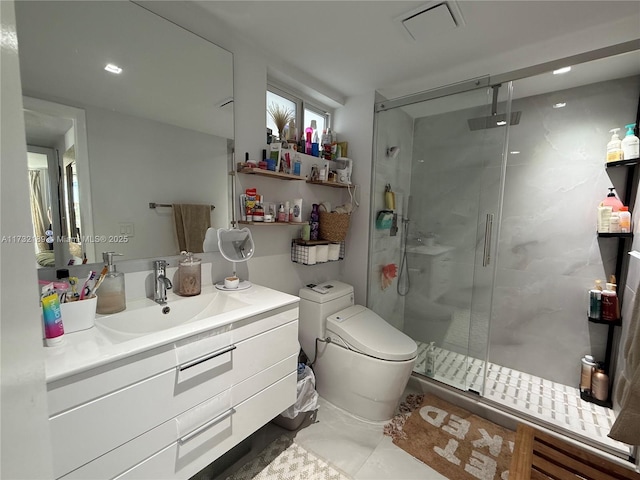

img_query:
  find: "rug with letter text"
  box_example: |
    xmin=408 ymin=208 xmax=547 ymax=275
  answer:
xmin=384 ymin=394 xmax=515 ymax=480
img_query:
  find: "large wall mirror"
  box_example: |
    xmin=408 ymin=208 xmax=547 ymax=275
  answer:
xmin=16 ymin=1 xmax=234 ymax=269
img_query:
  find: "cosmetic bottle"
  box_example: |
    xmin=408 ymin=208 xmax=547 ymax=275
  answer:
xmin=310 ymin=204 xmax=320 ymax=241
xmin=602 ymin=188 xmax=623 ymax=212
xmin=580 ymin=354 xmax=596 ymax=394
xmin=588 ymin=280 xmax=602 ymax=320
xmin=96 ymin=252 xmax=126 ymax=314
xmin=425 ymin=342 xmax=437 ymax=377
xmin=621 ymin=123 xmax=639 ymax=160
xmin=601 ymin=281 xmax=619 ymax=322
xmin=277 ymin=204 xmax=286 ymax=222
xmin=606 ymin=128 xmax=623 ymax=163
xmin=619 ymin=206 xmax=631 ymax=233
xmin=591 ymin=364 xmax=609 ymax=402
xmin=284 ymin=201 xmax=290 ymax=222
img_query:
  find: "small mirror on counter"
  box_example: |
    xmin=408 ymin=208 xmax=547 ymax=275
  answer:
xmin=215 ymin=228 xmax=254 ymax=291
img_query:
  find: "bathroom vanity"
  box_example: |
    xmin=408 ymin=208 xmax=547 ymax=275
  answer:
xmin=45 ymin=284 xmax=299 ymax=479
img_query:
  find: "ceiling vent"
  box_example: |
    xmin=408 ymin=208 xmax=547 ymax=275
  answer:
xmin=396 ymin=1 xmax=465 ymax=42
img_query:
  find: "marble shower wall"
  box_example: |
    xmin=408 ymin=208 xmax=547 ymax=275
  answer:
xmin=491 ymin=75 xmax=640 ymax=386
xmin=368 ymin=105 xmax=413 ymax=330
xmin=406 ymin=75 xmax=638 ymax=387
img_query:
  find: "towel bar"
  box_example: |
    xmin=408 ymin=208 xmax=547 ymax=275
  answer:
xmin=149 ymin=202 xmax=214 ymax=210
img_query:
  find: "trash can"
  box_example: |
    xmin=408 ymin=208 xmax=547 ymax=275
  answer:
xmin=272 ymin=363 xmax=319 ymax=431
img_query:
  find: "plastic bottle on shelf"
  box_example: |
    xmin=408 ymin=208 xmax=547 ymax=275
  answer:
xmin=619 ymin=206 xmax=631 ymax=233
xmin=601 ymin=280 xmax=620 ymax=322
xmin=601 ymin=188 xmax=623 ymax=212
xmin=621 ymin=123 xmax=639 ymax=160
xmin=588 ymin=280 xmax=602 ymax=320
xmin=580 ymin=354 xmax=597 ymax=394
xmin=606 ymin=128 xmax=623 ymax=163
xmin=591 ymin=364 xmax=609 ymax=402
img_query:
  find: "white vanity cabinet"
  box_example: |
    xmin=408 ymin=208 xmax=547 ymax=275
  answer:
xmin=46 ymin=302 xmax=299 ymax=480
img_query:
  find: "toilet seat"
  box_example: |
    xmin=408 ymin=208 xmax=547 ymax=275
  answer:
xmin=326 ymin=305 xmax=417 ymax=361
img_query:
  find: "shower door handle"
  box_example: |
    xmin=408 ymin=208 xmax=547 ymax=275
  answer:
xmin=483 ymin=214 xmax=494 ymax=267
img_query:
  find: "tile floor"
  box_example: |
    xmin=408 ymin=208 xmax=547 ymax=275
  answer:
xmin=414 ymin=341 xmax=632 ymax=457
xmin=213 ymin=395 xmax=447 ymax=480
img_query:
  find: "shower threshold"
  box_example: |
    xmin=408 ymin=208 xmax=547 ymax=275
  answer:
xmin=414 ymin=341 xmax=633 ymax=459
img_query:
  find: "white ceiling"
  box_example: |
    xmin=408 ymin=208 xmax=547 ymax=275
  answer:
xmin=195 ymin=0 xmax=640 ymax=106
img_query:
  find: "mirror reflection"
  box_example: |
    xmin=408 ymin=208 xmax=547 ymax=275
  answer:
xmin=16 ymin=1 xmax=234 ymax=268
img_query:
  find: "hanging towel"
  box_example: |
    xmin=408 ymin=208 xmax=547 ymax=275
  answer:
xmin=172 ymin=204 xmax=213 ymax=254
xmin=609 ymin=277 xmax=640 ymax=445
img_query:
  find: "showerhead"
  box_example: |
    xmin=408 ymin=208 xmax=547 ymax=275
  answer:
xmin=386 ymin=146 xmax=400 ymax=159
xmin=467 ymin=111 xmax=522 ymax=131
xmin=467 ymin=83 xmax=522 ymax=131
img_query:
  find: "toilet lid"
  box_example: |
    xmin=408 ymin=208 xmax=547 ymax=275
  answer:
xmin=326 ymin=305 xmax=417 ymax=361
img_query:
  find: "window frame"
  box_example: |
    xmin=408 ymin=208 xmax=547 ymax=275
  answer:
xmin=267 ymin=82 xmax=332 ymax=142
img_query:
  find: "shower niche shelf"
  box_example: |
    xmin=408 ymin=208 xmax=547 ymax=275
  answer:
xmin=587 ymin=316 xmax=621 ymax=326
xmin=579 ymin=391 xmax=612 ymax=409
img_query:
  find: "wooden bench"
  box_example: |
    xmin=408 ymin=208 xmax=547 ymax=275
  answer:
xmin=509 ymin=424 xmax=640 ymax=479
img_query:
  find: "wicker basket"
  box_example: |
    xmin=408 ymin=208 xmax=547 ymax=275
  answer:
xmin=319 ymin=211 xmax=350 ymax=242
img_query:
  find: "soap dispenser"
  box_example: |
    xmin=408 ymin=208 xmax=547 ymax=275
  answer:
xmin=606 ymin=128 xmax=623 ymax=163
xmin=622 ymin=123 xmax=639 ymax=160
xmin=96 ymin=252 xmax=126 ymax=314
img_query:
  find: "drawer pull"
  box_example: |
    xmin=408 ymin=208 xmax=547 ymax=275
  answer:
xmin=179 ymin=344 xmax=236 ymax=371
xmin=179 ymin=407 xmax=235 ymax=444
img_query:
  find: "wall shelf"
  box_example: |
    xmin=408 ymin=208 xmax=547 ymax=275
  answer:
xmin=605 ymin=158 xmax=639 ymax=168
xmin=237 ymin=166 xmax=305 ymax=181
xmin=238 ymin=221 xmax=302 ymax=226
xmin=306 ymin=180 xmax=352 ymax=189
xmin=588 ymin=316 xmax=622 ymax=326
xmin=597 ymin=232 xmax=633 ymax=238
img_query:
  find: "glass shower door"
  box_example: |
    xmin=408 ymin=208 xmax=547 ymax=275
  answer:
xmin=369 ymin=80 xmax=512 ymax=394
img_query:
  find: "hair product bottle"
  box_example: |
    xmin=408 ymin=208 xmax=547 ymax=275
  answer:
xmin=601 ymin=278 xmax=620 ymax=322
xmin=580 ymin=355 xmax=596 ymax=394
xmin=591 ymin=364 xmax=609 ymax=402
xmin=588 ymin=280 xmax=602 ymax=320
xmin=606 ymin=128 xmax=623 ymax=163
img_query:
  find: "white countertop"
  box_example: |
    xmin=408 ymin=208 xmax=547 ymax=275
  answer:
xmin=44 ymin=283 xmax=299 ymax=382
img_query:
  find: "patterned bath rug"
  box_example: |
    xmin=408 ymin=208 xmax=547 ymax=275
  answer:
xmin=225 ymin=435 xmax=350 ymax=480
xmin=384 ymin=394 xmax=515 ymax=480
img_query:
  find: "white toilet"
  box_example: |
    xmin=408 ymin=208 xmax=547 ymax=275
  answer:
xmin=298 ymin=281 xmax=417 ymax=421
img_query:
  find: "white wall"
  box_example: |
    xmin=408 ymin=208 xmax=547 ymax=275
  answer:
xmin=333 ymin=93 xmax=376 ymax=304
xmin=86 ymin=105 xmax=229 ymax=259
xmin=0 ymin=2 xmax=55 ymax=477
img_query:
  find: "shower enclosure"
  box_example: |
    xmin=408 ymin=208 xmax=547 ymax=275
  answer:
xmin=368 ymin=49 xmax=640 ymax=458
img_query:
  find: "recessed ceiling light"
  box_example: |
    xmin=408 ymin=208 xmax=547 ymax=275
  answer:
xmin=553 ymin=102 xmax=567 ymax=109
xmin=553 ymin=66 xmax=571 ymax=75
xmin=510 ymin=151 xmax=520 ymax=155
xmin=104 ymin=63 xmax=122 ymax=74
xmin=496 ymin=120 xmax=507 ymax=126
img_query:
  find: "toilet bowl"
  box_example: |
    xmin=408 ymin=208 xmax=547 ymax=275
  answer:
xmin=298 ymin=282 xmax=417 ymax=421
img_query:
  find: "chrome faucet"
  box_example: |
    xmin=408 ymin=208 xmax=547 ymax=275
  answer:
xmin=153 ymin=260 xmax=172 ymax=305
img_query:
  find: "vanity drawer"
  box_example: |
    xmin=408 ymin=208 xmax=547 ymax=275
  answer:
xmin=51 ymin=320 xmax=298 ymax=478
xmin=60 ymin=356 xmax=297 ymax=480
xmin=48 ymin=304 xmax=298 ymax=415
xmin=118 ymin=372 xmax=297 ymax=480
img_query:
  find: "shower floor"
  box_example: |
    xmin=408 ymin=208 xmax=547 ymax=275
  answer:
xmin=414 ymin=341 xmax=632 ymax=458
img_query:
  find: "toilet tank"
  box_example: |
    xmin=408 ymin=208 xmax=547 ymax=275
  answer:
xmin=298 ymin=281 xmax=354 ymax=360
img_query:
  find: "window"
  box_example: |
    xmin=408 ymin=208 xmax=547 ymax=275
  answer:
xmin=267 ymin=85 xmax=330 ymax=144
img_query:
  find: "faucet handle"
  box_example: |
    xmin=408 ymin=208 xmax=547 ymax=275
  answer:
xmin=154 ymin=259 xmax=167 ymax=269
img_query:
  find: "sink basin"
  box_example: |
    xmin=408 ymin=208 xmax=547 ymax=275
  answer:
xmin=95 ymin=291 xmax=250 ymax=341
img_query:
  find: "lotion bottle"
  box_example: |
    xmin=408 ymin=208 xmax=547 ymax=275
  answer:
xmin=621 ymin=123 xmax=639 ymax=160
xmin=606 ymin=128 xmax=623 ymax=163
xmin=591 ymin=363 xmax=609 ymax=402
xmin=96 ymin=252 xmax=126 ymax=314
